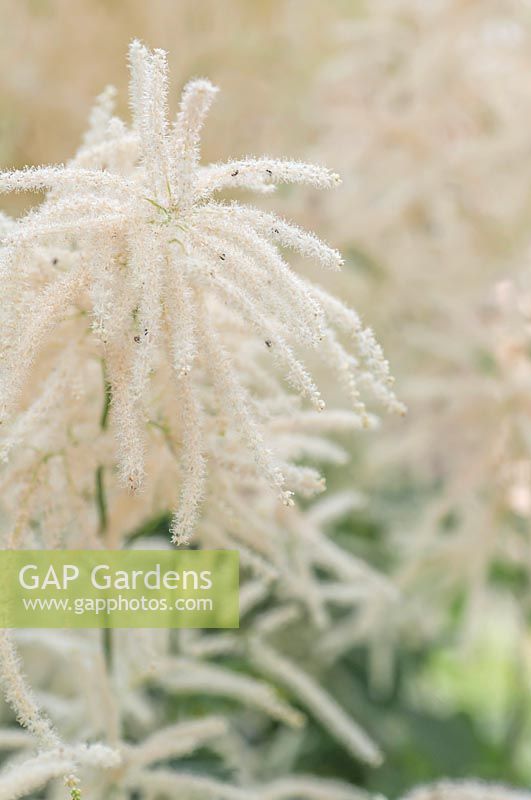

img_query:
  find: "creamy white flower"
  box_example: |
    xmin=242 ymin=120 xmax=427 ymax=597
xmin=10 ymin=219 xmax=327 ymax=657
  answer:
xmin=0 ymin=41 xmax=403 ymax=545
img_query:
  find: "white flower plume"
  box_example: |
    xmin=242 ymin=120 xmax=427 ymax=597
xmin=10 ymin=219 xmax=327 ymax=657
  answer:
xmin=0 ymin=41 xmax=403 ymax=545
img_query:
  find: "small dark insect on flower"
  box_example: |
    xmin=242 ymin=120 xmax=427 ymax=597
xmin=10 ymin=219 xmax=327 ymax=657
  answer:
xmin=219 ymin=253 xmax=226 ymax=261
xmin=273 ymin=228 xmax=279 ymax=234
xmin=231 ymin=170 xmax=239 ymax=177
xmin=134 ymin=335 xmax=141 ymax=343
xmin=144 ymin=328 xmax=148 ymax=336
xmin=265 ymin=339 xmax=272 ymax=348
xmin=52 ymin=258 xmax=58 ymax=265
xmin=266 ymin=169 xmax=273 ymax=176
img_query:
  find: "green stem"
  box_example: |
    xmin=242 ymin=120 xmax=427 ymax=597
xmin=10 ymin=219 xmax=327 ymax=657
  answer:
xmin=100 ymin=361 xmax=112 ymax=431
xmin=98 ymin=360 xmax=112 ymax=683
xmin=95 ymin=465 xmax=108 ymax=536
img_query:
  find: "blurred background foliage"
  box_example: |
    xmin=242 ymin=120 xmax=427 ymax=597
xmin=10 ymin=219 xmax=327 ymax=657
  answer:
xmin=2 ymin=0 xmax=531 ymax=794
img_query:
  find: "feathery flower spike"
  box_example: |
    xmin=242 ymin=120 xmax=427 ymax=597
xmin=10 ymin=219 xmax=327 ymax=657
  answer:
xmin=0 ymin=41 xmax=403 ymax=544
